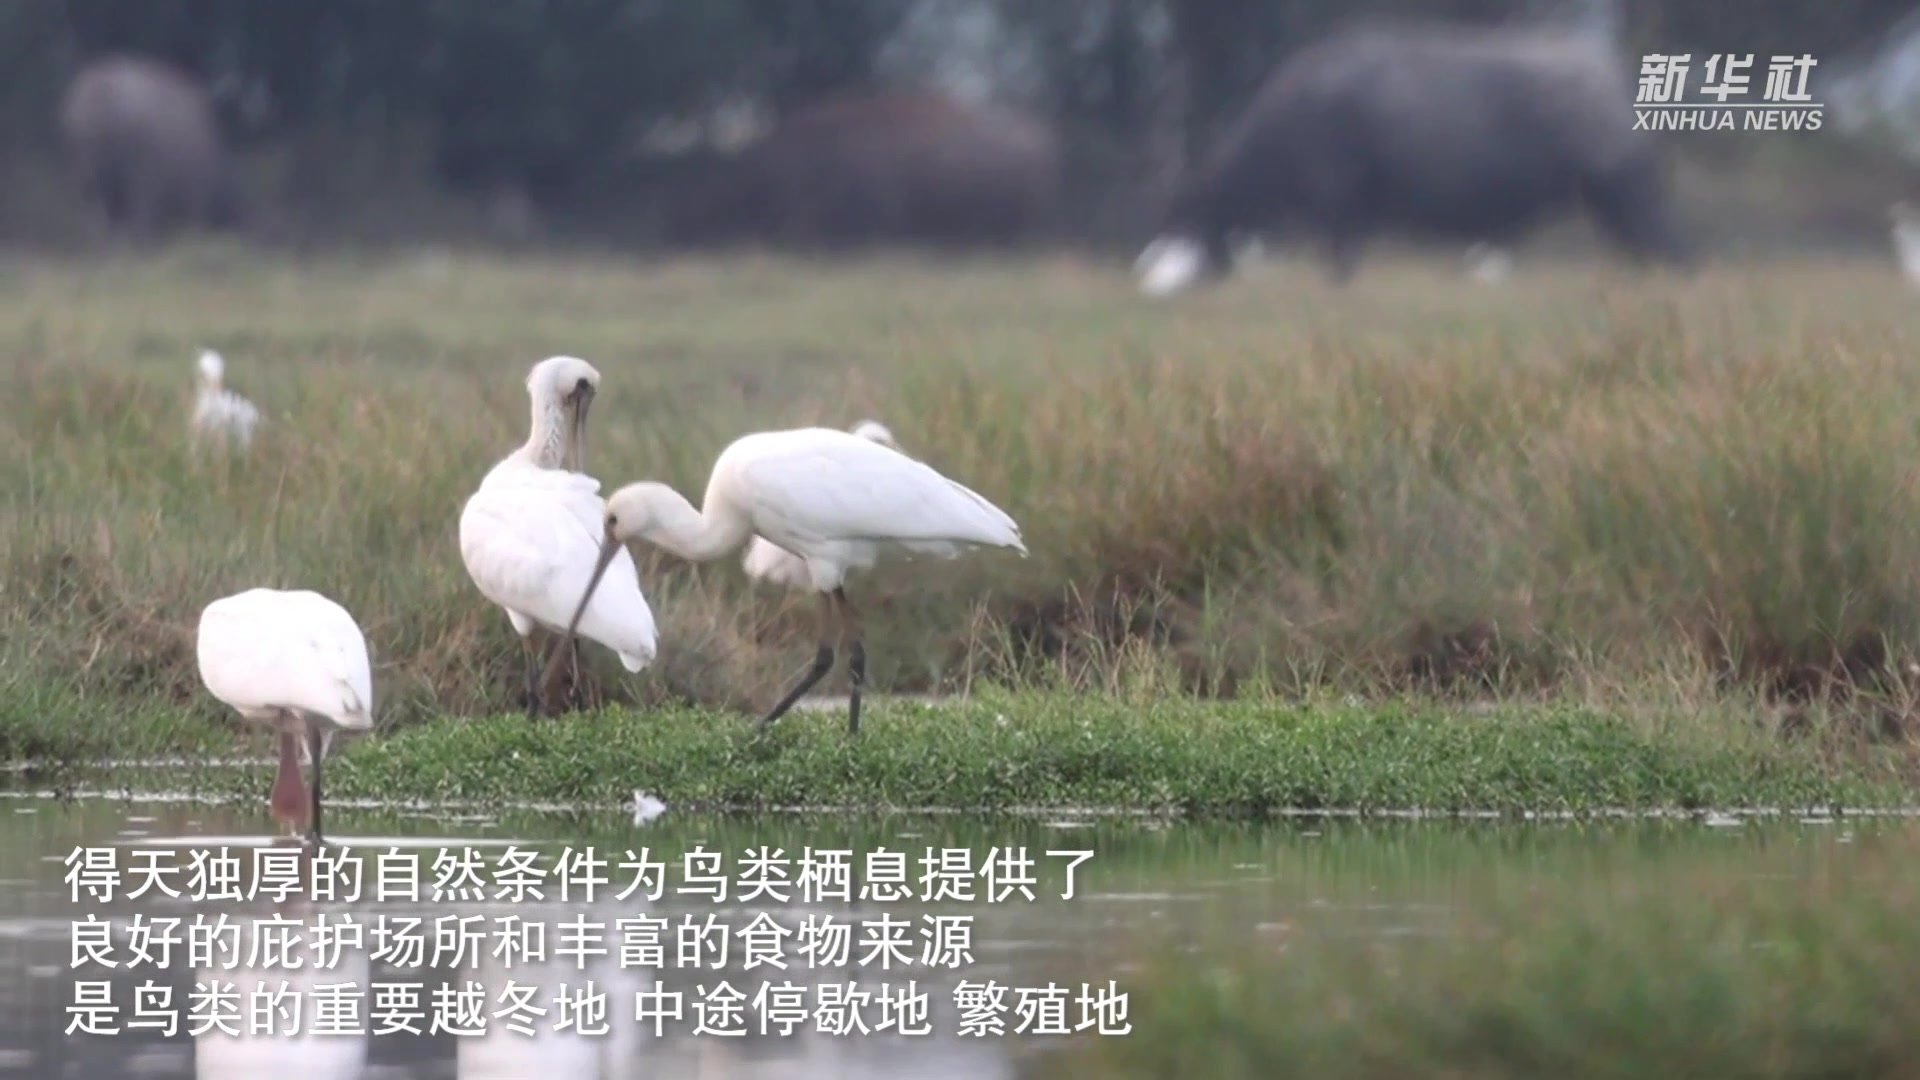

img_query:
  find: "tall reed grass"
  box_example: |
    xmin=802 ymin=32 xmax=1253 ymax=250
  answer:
xmin=7 ymin=247 xmax=1920 ymax=736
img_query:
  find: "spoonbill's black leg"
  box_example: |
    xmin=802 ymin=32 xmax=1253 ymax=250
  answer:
xmin=535 ymin=631 xmax=576 ymax=716
xmin=760 ymin=593 xmax=838 ymax=728
xmin=839 ymin=589 xmax=866 ymax=735
xmin=566 ymin=637 xmax=582 ymax=708
xmin=521 ymin=632 xmax=544 ymax=718
xmin=306 ymin=725 xmax=326 ymax=847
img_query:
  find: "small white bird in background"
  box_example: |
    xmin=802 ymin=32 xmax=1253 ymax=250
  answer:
xmin=196 ymin=588 xmax=372 ymax=845
xmin=742 ymin=418 xmax=901 ymax=589
xmin=190 ymin=348 xmax=261 ymax=451
xmin=1135 ymin=234 xmax=1209 ymax=297
xmin=556 ymin=426 xmax=1025 ymax=734
xmin=631 ymin=790 xmax=667 ymax=825
xmin=459 ymin=356 xmax=656 ymax=716
xmin=1463 ymin=242 xmax=1513 ymax=285
xmin=1890 ymin=202 xmax=1920 ymax=288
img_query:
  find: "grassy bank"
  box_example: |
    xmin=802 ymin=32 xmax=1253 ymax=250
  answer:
xmin=1 ymin=687 xmax=1908 ymax=813
xmin=9 ymin=250 xmax=1920 ymax=744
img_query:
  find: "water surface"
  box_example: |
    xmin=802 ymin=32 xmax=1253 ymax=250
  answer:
xmin=0 ymin=794 xmax=1902 ymax=1078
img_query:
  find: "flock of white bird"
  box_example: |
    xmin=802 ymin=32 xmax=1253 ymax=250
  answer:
xmin=193 ymin=355 xmax=1025 ymax=844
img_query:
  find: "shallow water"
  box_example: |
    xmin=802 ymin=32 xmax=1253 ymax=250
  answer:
xmin=0 ymin=792 xmax=1906 ymax=1079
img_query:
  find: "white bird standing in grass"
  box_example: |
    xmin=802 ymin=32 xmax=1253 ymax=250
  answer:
xmin=459 ymin=356 xmax=656 ymax=716
xmin=190 ymin=349 xmax=260 ymax=450
xmin=742 ymin=419 xmax=900 ymax=589
xmin=1891 ymin=202 xmax=1920 ymax=289
xmin=1463 ymin=242 xmax=1513 ymax=285
xmin=555 ymin=426 xmax=1025 ymax=734
xmin=196 ymin=588 xmax=372 ymax=845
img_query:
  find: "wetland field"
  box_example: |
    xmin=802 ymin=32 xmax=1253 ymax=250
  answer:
xmin=9 ymin=247 xmax=1920 ymax=1077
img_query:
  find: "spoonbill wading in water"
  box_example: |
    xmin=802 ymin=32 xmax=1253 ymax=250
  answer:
xmin=742 ymin=419 xmax=900 ymax=589
xmin=196 ymin=588 xmax=372 ymax=845
xmin=554 ymin=426 xmax=1025 ymax=734
xmin=459 ymin=356 xmax=656 ymax=716
xmin=190 ymin=348 xmax=261 ymax=451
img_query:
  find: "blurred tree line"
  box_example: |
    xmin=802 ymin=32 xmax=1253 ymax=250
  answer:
xmin=4 ymin=0 xmax=1914 ymax=236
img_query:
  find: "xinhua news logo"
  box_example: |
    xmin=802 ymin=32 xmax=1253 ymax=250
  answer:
xmin=1634 ymin=53 xmax=1824 ymax=132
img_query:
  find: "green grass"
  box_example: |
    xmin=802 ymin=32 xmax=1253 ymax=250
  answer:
xmin=2 ymin=687 xmax=1906 ymax=814
xmin=9 ymin=247 xmax=1920 ymax=782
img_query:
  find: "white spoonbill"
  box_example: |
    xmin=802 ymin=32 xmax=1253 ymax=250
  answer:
xmin=556 ymin=426 xmax=1025 ymax=734
xmin=190 ymin=348 xmax=261 ymax=451
xmin=196 ymin=588 xmax=372 ymax=845
xmin=1891 ymin=202 xmax=1920 ymax=289
xmin=742 ymin=419 xmax=900 ymax=589
xmin=486 ymin=354 xmax=600 ymax=477
xmin=460 ymin=356 xmax=655 ymax=715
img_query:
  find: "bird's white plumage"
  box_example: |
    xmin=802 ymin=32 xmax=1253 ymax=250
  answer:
xmin=743 ymin=419 xmax=902 ymax=589
xmin=1463 ymin=242 xmax=1513 ymax=285
xmin=1892 ymin=203 xmax=1920 ymax=288
xmin=485 ymin=354 xmax=600 ymax=481
xmin=196 ymin=588 xmax=373 ymax=730
xmin=191 ymin=348 xmax=261 ymax=450
xmin=460 ymin=464 xmax=657 ymax=671
xmin=598 ymin=425 xmax=1023 ymax=732
xmin=459 ymin=353 xmax=652 ymax=672
xmin=847 ymin=419 xmax=897 ymax=447
xmin=712 ymin=427 xmax=1023 ymax=593
xmin=1136 ymin=234 xmax=1207 ymax=297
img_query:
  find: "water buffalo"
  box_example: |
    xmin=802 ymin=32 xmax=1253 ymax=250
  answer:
xmin=668 ymin=92 xmax=1061 ymax=249
xmin=1136 ymin=25 xmax=1690 ymax=294
xmin=60 ymin=54 xmax=241 ymax=238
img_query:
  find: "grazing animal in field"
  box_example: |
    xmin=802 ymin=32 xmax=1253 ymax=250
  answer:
xmin=742 ymin=419 xmax=901 ymax=589
xmin=196 ymin=588 xmax=372 ymax=845
xmin=1892 ymin=202 xmax=1920 ymax=288
xmin=190 ymin=349 xmax=260 ymax=451
xmin=556 ymin=427 xmax=1025 ymax=734
xmin=60 ymin=54 xmax=241 ymax=237
xmin=458 ymin=356 xmax=656 ymax=716
xmin=671 ymin=91 xmax=1061 ymax=249
xmin=1136 ymin=24 xmax=1690 ymax=293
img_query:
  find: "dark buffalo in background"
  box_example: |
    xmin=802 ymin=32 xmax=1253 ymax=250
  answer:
xmin=667 ymin=92 xmax=1061 ymax=249
xmin=59 ymin=54 xmax=242 ymax=238
xmin=1136 ymin=25 xmax=1692 ymax=294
